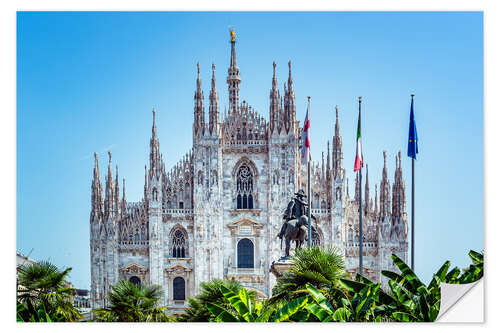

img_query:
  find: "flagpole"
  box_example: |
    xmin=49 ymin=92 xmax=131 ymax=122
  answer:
xmin=358 ymin=96 xmax=363 ymax=276
xmin=411 ymin=157 xmax=415 ymax=271
xmin=307 ymin=96 xmax=312 ymax=249
xmin=411 ymin=94 xmax=415 ymax=271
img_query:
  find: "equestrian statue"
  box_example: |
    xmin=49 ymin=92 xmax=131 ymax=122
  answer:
xmin=276 ymin=189 xmax=318 ymax=258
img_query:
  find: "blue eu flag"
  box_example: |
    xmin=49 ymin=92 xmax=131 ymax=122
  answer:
xmin=408 ymin=95 xmax=418 ymax=159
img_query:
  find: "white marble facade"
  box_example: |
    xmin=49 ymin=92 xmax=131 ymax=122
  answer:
xmin=89 ymin=32 xmax=408 ymax=313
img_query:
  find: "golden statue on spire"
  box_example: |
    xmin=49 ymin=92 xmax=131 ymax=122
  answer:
xmin=230 ymin=27 xmax=236 ymax=42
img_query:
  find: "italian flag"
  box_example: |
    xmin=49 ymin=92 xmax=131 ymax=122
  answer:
xmin=354 ymin=105 xmax=363 ymax=172
xmin=301 ymin=99 xmax=311 ymax=164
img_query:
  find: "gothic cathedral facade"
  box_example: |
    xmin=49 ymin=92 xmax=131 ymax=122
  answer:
xmin=89 ymin=32 xmax=408 ymax=313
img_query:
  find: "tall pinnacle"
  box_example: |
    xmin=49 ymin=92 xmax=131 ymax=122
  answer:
xmin=104 ymin=151 xmax=114 ymax=219
xmin=209 ymin=62 xmax=220 ymax=136
xmin=152 ymin=108 xmax=157 ymax=139
xmin=326 ymin=140 xmax=331 ymax=183
xmin=272 ymin=61 xmax=277 ymax=90
xmin=194 ymin=62 xmax=205 ymax=137
xmin=227 ymin=28 xmax=241 ymax=113
xmin=122 ymin=178 xmax=126 ymax=204
xmin=196 ymin=62 xmax=201 ymax=90
xmin=91 ymin=152 xmax=103 ymax=216
xmin=392 ymin=151 xmax=406 ymax=219
xmin=283 ymin=60 xmax=296 ymax=133
xmin=150 ymin=108 xmax=161 ymax=173
xmin=332 ymin=105 xmax=343 ymax=179
xmin=364 ymin=164 xmax=370 ymax=215
xmin=380 ymin=151 xmax=391 ymax=218
xmin=269 ymin=61 xmax=279 ymax=134
xmin=115 ymin=164 xmax=120 ymax=215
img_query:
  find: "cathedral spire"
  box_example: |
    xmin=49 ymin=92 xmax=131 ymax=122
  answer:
xmin=269 ymin=61 xmax=279 ymax=134
xmin=150 ymin=108 xmax=161 ymax=174
xmin=144 ymin=164 xmax=147 ymax=201
xmin=227 ymin=28 xmax=241 ymax=113
xmin=326 ymin=140 xmax=331 ymax=184
xmin=392 ymin=151 xmax=406 ymax=220
xmin=364 ymin=164 xmax=370 ymax=216
xmin=321 ymin=151 xmax=325 ymax=182
xmin=91 ymin=152 xmax=103 ymax=219
xmin=332 ymin=105 xmax=343 ymax=179
xmin=209 ymin=62 xmax=220 ymax=136
xmin=286 ymin=60 xmax=296 ymax=133
xmin=380 ymin=151 xmax=391 ymax=218
xmin=115 ymin=164 xmax=120 ymax=217
xmin=122 ymin=177 xmax=127 ymax=213
xmin=374 ymin=184 xmax=378 ymax=216
xmin=354 ymin=171 xmax=360 ymax=204
xmin=194 ymin=62 xmax=205 ymax=137
xmin=287 ymin=60 xmax=294 ymax=92
xmin=104 ymin=151 xmax=115 ymax=219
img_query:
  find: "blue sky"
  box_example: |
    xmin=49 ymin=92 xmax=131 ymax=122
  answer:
xmin=17 ymin=12 xmax=483 ymax=289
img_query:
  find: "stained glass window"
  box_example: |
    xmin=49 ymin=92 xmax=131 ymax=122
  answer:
xmin=236 ymin=164 xmax=254 ymax=209
xmin=170 ymin=228 xmax=187 ymax=258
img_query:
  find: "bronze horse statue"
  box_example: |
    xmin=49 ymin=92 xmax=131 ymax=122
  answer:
xmin=279 ymin=212 xmax=319 ymax=258
xmin=277 ymin=190 xmax=319 ymax=258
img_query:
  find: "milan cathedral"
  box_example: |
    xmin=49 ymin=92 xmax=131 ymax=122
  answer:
xmin=89 ymin=31 xmax=408 ymax=314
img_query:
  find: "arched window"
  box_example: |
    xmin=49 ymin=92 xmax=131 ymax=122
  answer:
xmin=314 ymin=193 xmax=320 ymax=209
xmin=289 ymin=170 xmax=294 ymax=184
xmin=173 ymin=277 xmax=185 ymax=300
xmin=129 ymin=276 xmax=141 ymax=285
xmin=170 ymin=228 xmax=188 ymax=258
xmin=236 ymin=163 xmax=254 ymax=209
xmin=348 ymin=228 xmax=353 ymax=242
xmin=237 ymin=238 xmax=254 ymax=268
xmin=321 ymin=200 xmax=326 ymax=209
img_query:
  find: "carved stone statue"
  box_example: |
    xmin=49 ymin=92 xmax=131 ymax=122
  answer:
xmin=276 ymin=190 xmax=317 ymax=258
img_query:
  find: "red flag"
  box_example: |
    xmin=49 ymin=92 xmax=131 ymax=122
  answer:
xmin=301 ymin=99 xmax=310 ymax=164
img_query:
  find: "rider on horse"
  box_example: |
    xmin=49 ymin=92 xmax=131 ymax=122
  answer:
xmin=276 ymin=190 xmax=317 ymax=257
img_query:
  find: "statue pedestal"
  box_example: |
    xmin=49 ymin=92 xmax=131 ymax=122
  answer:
xmin=270 ymin=258 xmax=294 ymax=279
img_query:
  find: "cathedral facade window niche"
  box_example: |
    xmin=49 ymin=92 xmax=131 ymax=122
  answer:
xmin=198 ymin=171 xmax=203 ymax=185
xmin=314 ymin=193 xmax=320 ymax=209
xmin=235 ymin=162 xmax=256 ymax=209
xmin=273 ymin=170 xmax=279 ymax=185
xmin=170 ymin=227 xmax=188 ymax=258
xmin=173 ymin=277 xmax=186 ymax=300
xmin=237 ymin=238 xmax=254 ymax=268
xmin=129 ymin=276 xmax=141 ymax=285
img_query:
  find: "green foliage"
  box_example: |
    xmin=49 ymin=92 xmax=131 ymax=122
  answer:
xmin=92 ymin=280 xmax=173 ymax=322
xmin=178 ymin=278 xmax=248 ymax=322
xmin=270 ymin=246 xmax=347 ymax=304
xmin=195 ymin=248 xmax=484 ymax=322
xmin=17 ymin=261 xmax=82 ymax=322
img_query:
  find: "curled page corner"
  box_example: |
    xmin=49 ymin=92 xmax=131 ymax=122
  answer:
xmin=436 ymin=277 xmax=484 ymax=322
